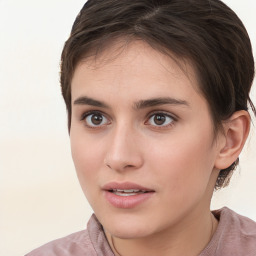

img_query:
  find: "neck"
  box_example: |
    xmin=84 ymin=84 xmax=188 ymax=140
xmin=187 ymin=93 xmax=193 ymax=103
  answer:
xmin=106 ymin=208 xmax=218 ymax=256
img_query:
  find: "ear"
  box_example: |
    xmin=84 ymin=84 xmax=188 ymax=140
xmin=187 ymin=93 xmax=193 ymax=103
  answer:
xmin=214 ymin=110 xmax=251 ymax=170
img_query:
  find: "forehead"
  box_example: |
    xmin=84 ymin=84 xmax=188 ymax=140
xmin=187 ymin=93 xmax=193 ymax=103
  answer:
xmin=71 ymin=40 xmax=201 ymax=97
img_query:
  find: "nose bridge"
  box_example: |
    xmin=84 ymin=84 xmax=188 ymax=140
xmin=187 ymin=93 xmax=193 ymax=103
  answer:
xmin=105 ymin=121 xmax=143 ymax=171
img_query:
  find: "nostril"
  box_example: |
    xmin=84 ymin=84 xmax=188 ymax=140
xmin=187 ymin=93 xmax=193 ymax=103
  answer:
xmin=104 ymin=151 xmax=143 ymax=171
xmin=104 ymin=159 xmax=111 ymax=169
xmin=126 ymin=164 xmax=135 ymax=168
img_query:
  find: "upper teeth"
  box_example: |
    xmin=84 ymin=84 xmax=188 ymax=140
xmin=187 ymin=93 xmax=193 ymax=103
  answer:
xmin=113 ymin=189 xmax=145 ymax=193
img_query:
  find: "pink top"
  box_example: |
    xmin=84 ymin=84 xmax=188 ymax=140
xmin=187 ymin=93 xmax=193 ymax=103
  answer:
xmin=26 ymin=207 xmax=256 ymax=256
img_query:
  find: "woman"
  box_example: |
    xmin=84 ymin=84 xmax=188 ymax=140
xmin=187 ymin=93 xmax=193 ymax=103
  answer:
xmin=26 ymin=0 xmax=256 ymax=255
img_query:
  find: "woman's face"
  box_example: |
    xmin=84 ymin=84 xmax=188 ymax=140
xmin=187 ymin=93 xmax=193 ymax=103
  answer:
xmin=70 ymin=41 xmax=222 ymax=239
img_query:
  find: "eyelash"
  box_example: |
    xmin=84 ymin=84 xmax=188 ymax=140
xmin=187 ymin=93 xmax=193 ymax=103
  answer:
xmin=145 ymin=111 xmax=177 ymax=129
xmin=80 ymin=111 xmax=111 ymax=129
xmin=80 ymin=110 xmax=177 ymax=129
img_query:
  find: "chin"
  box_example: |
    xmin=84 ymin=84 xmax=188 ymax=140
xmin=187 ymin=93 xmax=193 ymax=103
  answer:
xmin=110 ymin=226 xmax=152 ymax=240
xmin=100 ymin=213 xmax=157 ymax=239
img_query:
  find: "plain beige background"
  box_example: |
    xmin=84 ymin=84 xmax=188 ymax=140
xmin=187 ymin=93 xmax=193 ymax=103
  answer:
xmin=0 ymin=0 xmax=255 ymax=255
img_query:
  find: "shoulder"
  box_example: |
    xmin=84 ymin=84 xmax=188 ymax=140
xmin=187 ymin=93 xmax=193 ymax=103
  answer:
xmin=216 ymin=207 xmax=256 ymax=237
xmin=25 ymin=229 xmax=96 ymax=256
xmin=25 ymin=214 xmax=114 ymax=256
xmin=202 ymin=207 xmax=256 ymax=256
xmin=224 ymin=208 xmax=256 ymax=251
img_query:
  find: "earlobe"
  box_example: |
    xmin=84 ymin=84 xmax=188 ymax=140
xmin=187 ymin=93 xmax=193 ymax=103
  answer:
xmin=214 ymin=110 xmax=251 ymax=170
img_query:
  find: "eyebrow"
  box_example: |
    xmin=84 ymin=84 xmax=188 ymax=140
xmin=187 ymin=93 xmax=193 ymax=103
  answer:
xmin=73 ymin=96 xmax=109 ymax=108
xmin=73 ymin=96 xmax=189 ymax=109
xmin=134 ymin=97 xmax=189 ymax=109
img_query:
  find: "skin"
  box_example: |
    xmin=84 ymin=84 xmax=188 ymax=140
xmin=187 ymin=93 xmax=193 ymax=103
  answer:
xmin=69 ymin=40 xmax=237 ymax=256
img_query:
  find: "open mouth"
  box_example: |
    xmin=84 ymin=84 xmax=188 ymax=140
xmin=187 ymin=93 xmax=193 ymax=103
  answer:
xmin=103 ymin=182 xmax=155 ymax=208
xmin=110 ymin=189 xmax=149 ymax=196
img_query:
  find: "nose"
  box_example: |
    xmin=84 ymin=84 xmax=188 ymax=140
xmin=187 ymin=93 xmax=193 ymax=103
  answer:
xmin=104 ymin=125 xmax=144 ymax=172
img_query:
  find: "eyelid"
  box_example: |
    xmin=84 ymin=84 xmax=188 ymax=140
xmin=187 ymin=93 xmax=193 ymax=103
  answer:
xmin=146 ymin=110 xmax=178 ymax=121
xmin=80 ymin=110 xmax=109 ymax=120
xmin=145 ymin=111 xmax=178 ymax=127
xmin=79 ymin=110 xmax=177 ymax=129
xmin=80 ymin=110 xmax=111 ymax=128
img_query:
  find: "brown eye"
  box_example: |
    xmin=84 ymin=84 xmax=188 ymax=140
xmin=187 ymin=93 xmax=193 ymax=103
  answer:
xmin=85 ymin=113 xmax=108 ymax=127
xmin=154 ymin=114 xmax=166 ymax=125
xmin=91 ymin=114 xmax=103 ymax=125
xmin=147 ymin=113 xmax=174 ymax=127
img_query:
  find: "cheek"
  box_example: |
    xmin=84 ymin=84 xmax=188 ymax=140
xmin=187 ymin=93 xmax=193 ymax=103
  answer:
xmin=147 ymin=128 xmax=216 ymax=197
xmin=70 ymin=132 xmax=104 ymax=193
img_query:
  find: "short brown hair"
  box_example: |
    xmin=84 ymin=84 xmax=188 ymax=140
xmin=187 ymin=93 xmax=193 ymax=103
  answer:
xmin=60 ymin=0 xmax=255 ymax=189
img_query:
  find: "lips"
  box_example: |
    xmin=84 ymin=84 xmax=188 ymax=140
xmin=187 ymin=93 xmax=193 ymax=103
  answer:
xmin=111 ymin=189 xmax=147 ymax=196
xmin=102 ymin=181 xmax=154 ymax=192
xmin=102 ymin=182 xmax=155 ymax=208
